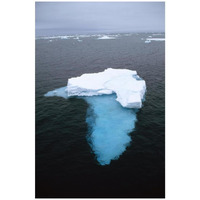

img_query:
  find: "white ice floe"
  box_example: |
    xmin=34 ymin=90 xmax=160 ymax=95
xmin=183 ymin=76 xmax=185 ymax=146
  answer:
xmin=145 ymin=40 xmax=151 ymax=43
xmin=60 ymin=36 xmax=69 ymax=39
xmin=97 ymin=35 xmax=116 ymax=40
xmin=66 ymin=68 xmax=146 ymax=109
xmin=39 ymin=35 xmax=73 ymax=40
xmin=146 ymin=38 xmax=165 ymax=41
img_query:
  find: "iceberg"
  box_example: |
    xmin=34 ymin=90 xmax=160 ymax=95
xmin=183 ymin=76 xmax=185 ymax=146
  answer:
xmin=66 ymin=68 xmax=146 ymax=109
xmin=44 ymin=68 xmax=146 ymax=165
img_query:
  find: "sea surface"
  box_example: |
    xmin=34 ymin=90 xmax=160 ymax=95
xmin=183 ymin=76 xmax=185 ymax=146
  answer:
xmin=36 ymin=33 xmax=165 ymax=198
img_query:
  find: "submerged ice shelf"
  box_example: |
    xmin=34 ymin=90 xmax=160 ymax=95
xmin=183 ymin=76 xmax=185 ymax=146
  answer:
xmin=44 ymin=68 xmax=146 ymax=165
xmin=86 ymin=94 xmax=137 ymax=165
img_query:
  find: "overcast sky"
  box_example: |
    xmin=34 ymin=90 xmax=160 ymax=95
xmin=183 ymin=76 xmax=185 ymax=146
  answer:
xmin=35 ymin=2 xmax=165 ymax=36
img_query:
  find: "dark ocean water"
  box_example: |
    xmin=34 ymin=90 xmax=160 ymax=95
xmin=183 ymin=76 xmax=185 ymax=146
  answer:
xmin=36 ymin=33 xmax=165 ymax=198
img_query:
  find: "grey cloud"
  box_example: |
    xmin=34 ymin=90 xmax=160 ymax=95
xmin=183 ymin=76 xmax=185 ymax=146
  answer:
xmin=36 ymin=2 xmax=165 ymax=36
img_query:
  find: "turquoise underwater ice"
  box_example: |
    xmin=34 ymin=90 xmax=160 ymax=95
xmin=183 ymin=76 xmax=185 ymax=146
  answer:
xmin=45 ymin=87 xmax=138 ymax=165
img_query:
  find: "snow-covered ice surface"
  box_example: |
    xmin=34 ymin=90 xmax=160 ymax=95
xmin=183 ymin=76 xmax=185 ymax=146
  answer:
xmin=44 ymin=68 xmax=146 ymax=165
xmin=67 ymin=68 xmax=146 ymax=109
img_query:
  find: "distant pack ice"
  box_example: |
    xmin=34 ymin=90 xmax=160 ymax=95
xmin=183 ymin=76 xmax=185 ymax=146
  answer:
xmin=66 ymin=68 xmax=146 ymax=109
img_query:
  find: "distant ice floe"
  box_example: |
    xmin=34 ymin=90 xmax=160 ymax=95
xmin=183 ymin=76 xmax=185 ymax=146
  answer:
xmin=39 ymin=35 xmax=71 ymax=40
xmin=36 ymin=33 xmax=130 ymax=41
xmin=36 ymin=34 xmax=119 ymax=41
xmin=145 ymin=38 xmax=165 ymax=43
xmin=60 ymin=36 xmax=70 ymax=39
xmin=97 ymin=35 xmax=117 ymax=40
xmin=145 ymin=40 xmax=151 ymax=43
xmin=44 ymin=68 xmax=146 ymax=165
xmin=147 ymin=38 xmax=165 ymax=41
